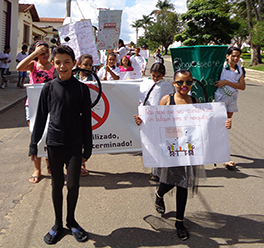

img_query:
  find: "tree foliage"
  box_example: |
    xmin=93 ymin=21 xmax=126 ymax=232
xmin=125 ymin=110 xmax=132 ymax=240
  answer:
xmin=146 ymin=10 xmax=181 ymax=54
xmin=175 ymin=0 xmax=240 ymax=45
xmin=150 ymin=0 xmax=175 ymax=16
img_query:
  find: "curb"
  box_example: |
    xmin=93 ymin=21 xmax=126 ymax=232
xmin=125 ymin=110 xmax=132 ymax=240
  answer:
xmin=0 ymin=96 xmax=27 ymax=114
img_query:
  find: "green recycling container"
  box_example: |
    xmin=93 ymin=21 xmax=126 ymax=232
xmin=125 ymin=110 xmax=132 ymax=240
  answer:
xmin=170 ymin=45 xmax=228 ymax=102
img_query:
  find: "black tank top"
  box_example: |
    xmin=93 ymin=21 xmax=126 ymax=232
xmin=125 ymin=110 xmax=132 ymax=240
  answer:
xmin=169 ymin=93 xmax=197 ymax=105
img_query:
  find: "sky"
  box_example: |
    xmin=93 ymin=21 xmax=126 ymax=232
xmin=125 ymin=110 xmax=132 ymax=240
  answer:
xmin=19 ymin=0 xmax=187 ymax=44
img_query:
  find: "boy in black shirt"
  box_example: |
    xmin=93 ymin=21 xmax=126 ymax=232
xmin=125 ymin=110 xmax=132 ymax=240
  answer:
xmin=29 ymin=45 xmax=92 ymax=244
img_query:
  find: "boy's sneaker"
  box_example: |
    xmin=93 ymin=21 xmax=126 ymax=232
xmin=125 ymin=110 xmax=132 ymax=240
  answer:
xmin=1 ymin=84 xmax=5 ymax=89
xmin=5 ymin=80 xmax=9 ymax=87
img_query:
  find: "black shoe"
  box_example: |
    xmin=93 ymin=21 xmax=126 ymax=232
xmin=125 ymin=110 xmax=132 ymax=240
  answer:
xmin=155 ymin=192 xmax=165 ymax=214
xmin=175 ymin=222 xmax=189 ymax=241
xmin=66 ymin=223 xmax=88 ymax=242
xmin=44 ymin=227 xmax=62 ymax=245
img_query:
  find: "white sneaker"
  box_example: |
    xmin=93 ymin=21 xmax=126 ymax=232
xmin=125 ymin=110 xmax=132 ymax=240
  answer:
xmin=1 ymin=84 xmax=5 ymax=89
xmin=5 ymin=80 xmax=9 ymax=87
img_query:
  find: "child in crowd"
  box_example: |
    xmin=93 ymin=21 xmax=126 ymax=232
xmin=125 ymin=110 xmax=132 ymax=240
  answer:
xmin=119 ymin=55 xmax=134 ymax=72
xmin=75 ymin=54 xmax=95 ymax=82
xmin=116 ymin=39 xmax=129 ymax=60
xmin=97 ymin=52 xmax=120 ymax=81
xmin=29 ymin=45 xmax=92 ymax=244
xmin=17 ymin=41 xmax=56 ymax=183
xmin=134 ymin=63 xmax=175 ymax=181
xmin=214 ymin=46 xmax=245 ymax=170
xmin=135 ymin=69 xmax=232 ymax=241
xmin=141 ymin=45 xmax=149 ymax=75
xmin=130 ymin=47 xmax=146 ymax=76
xmin=153 ymin=48 xmax=164 ymax=64
xmin=75 ymin=54 xmax=95 ymax=177
xmin=0 ymin=45 xmax=12 ymax=89
xmin=16 ymin=45 xmax=28 ymax=88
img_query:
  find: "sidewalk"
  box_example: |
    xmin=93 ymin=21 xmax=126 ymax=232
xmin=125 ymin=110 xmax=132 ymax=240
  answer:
xmin=0 ymin=72 xmax=27 ymax=114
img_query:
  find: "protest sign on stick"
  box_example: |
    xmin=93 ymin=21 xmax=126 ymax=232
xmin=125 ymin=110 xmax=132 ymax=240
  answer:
xmin=97 ymin=10 xmax=122 ymax=50
xmin=58 ymin=19 xmax=100 ymax=65
xmin=138 ymin=102 xmax=230 ymax=167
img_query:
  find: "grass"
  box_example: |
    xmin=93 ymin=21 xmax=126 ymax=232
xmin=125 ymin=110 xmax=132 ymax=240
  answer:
xmin=244 ymin=60 xmax=264 ymax=72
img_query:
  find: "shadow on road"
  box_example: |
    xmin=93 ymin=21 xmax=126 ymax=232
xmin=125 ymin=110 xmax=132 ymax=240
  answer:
xmin=80 ymin=170 xmax=158 ymax=189
xmin=88 ymin=212 xmax=264 ymax=248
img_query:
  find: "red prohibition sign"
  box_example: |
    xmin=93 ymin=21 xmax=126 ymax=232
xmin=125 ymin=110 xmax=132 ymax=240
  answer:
xmin=86 ymin=84 xmax=110 ymax=130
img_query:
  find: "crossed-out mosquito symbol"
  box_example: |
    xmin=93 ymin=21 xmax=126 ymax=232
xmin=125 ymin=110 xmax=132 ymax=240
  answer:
xmin=87 ymin=84 xmax=110 ymax=130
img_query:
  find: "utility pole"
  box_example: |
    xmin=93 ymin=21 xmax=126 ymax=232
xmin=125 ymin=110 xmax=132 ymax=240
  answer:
xmin=66 ymin=0 xmax=71 ymax=17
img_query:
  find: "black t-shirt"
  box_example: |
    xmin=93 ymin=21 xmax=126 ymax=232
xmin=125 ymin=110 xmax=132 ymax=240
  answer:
xmin=29 ymin=76 xmax=92 ymax=159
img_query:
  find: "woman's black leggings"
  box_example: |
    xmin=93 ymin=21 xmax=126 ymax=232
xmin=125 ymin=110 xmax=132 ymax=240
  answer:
xmin=157 ymin=182 xmax=188 ymax=220
xmin=47 ymin=145 xmax=82 ymax=227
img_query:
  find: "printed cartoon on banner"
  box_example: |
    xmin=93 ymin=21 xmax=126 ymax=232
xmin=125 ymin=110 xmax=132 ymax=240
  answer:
xmin=58 ymin=19 xmax=100 ymax=65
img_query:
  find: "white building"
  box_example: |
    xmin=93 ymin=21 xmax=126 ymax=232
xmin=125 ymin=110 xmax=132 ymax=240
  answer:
xmin=0 ymin=0 xmax=19 ymax=71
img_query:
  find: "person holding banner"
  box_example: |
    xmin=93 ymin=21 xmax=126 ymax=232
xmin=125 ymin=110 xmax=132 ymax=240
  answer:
xmin=135 ymin=69 xmax=231 ymax=241
xmin=17 ymin=41 xmax=56 ymax=183
xmin=29 ymin=45 xmax=92 ymax=244
xmin=97 ymin=52 xmax=120 ymax=81
xmin=134 ymin=63 xmax=175 ymax=181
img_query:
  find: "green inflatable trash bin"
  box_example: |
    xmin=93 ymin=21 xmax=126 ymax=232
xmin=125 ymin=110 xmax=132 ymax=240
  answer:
xmin=170 ymin=45 xmax=228 ymax=102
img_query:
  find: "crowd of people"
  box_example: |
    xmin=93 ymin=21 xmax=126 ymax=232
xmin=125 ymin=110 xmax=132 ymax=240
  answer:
xmin=10 ymin=36 xmax=245 ymax=244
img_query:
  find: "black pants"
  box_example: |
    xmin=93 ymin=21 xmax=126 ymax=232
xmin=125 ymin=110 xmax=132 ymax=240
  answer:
xmin=157 ymin=182 xmax=188 ymax=220
xmin=47 ymin=145 xmax=82 ymax=227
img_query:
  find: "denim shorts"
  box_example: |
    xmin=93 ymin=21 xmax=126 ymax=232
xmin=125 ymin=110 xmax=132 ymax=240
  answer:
xmin=19 ymin=71 xmax=27 ymax=78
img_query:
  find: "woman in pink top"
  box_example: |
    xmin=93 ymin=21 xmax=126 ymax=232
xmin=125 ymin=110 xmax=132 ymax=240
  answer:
xmin=17 ymin=41 xmax=55 ymax=183
xmin=119 ymin=55 xmax=134 ymax=72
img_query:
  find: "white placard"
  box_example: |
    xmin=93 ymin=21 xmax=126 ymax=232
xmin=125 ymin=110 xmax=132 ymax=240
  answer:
xmin=58 ymin=19 xmax=100 ymax=65
xmin=138 ymin=102 xmax=230 ymax=167
xmin=97 ymin=10 xmax=122 ymax=50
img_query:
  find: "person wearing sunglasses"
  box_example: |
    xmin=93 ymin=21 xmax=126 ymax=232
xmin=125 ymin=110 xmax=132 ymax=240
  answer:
xmin=156 ymin=69 xmax=232 ymax=241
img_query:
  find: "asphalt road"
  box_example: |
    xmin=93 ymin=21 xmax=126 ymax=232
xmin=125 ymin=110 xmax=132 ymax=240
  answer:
xmin=0 ymin=57 xmax=263 ymax=247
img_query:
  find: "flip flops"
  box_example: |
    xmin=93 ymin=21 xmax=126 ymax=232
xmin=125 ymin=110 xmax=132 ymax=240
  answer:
xmin=44 ymin=228 xmax=62 ymax=245
xmin=81 ymin=168 xmax=89 ymax=177
xmin=224 ymin=161 xmax=235 ymax=170
xmin=66 ymin=224 xmax=88 ymax=242
xmin=29 ymin=175 xmax=39 ymax=184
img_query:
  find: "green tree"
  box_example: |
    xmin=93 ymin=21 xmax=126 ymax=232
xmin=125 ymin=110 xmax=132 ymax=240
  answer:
xmin=244 ymin=0 xmax=263 ymax=65
xmin=131 ymin=20 xmax=143 ymax=46
xmin=175 ymin=0 xmax=240 ymax=45
xmin=138 ymin=15 xmax=153 ymax=36
xmin=146 ymin=10 xmax=181 ymax=54
xmin=230 ymin=0 xmax=249 ymax=48
xmin=150 ymin=0 xmax=175 ymax=17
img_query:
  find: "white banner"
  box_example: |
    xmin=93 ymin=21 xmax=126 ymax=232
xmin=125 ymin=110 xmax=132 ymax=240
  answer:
xmin=138 ymin=102 xmax=230 ymax=167
xmin=26 ymin=80 xmax=142 ymax=156
xmin=58 ymin=19 xmax=100 ymax=65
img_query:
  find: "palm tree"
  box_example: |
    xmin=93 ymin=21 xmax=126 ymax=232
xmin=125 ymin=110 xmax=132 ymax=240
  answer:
xmin=151 ymin=0 xmax=175 ymax=17
xmin=131 ymin=20 xmax=142 ymax=45
xmin=139 ymin=15 xmax=153 ymax=36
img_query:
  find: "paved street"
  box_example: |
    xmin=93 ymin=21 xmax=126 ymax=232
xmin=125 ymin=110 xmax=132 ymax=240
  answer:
xmin=0 ymin=56 xmax=264 ymax=248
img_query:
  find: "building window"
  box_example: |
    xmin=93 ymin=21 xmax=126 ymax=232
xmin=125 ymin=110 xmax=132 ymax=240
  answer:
xmin=23 ymin=24 xmax=30 ymax=45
